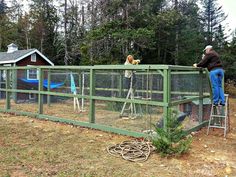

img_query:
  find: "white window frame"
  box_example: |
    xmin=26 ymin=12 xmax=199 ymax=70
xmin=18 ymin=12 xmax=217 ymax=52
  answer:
xmin=31 ymin=53 xmax=36 ymax=62
xmin=2 ymin=64 xmax=11 ymax=80
xmin=27 ymin=65 xmax=39 ymax=80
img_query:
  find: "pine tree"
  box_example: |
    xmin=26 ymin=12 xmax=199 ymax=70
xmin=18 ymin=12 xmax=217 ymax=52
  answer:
xmin=29 ymin=0 xmax=58 ymax=61
xmin=0 ymin=0 xmax=7 ymax=50
xmin=200 ymin=0 xmax=227 ymax=45
xmin=0 ymin=0 xmax=17 ymax=51
xmin=214 ymin=24 xmax=227 ymax=50
xmin=177 ymin=0 xmax=205 ymax=65
xmin=82 ymin=0 xmax=156 ymax=64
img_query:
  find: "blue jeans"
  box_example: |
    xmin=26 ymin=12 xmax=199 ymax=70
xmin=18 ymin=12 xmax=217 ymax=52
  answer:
xmin=209 ymin=68 xmax=225 ymax=105
xmin=124 ymin=74 xmax=136 ymax=89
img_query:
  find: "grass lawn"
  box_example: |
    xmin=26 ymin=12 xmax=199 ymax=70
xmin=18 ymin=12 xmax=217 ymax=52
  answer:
xmin=0 ymin=98 xmax=236 ymax=177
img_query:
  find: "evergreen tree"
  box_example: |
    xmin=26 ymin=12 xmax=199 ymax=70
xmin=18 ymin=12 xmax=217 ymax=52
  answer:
xmin=177 ymin=0 xmax=205 ymax=65
xmin=214 ymin=24 xmax=227 ymax=50
xmin=200 ymin=0 xmax=227 ymax=45
xmin=0 ymin=0 xmax=7 ymax=50
xmin=29 ymin=0 xmax=59 ymax=61
xmin=0 ymin=0 xmax=233 ymax=69
xmin=83 ymin=0 xmax=156 ymax=65
xmin=15 ymin=13 xmax=31 ymax=49
xmin=0 ymin=0 xmax=18 ymax=51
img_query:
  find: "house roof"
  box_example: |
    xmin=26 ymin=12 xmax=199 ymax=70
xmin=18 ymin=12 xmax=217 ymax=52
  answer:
xmin=8 ymin=43 xmax=18 ymax=48
xmin=0 ymin=49 xmax=54 ymax=66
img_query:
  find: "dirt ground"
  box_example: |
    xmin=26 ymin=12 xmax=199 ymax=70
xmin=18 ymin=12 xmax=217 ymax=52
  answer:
xmin=0 ymin=99 xmax=163 ymax=132
xmin=0 ymin=99 xmax=235 ymax=177
xmin=0 ymin=99 xmax=198 ymax=133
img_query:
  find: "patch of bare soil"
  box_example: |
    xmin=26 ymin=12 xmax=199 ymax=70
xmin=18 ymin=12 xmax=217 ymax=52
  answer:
xmin=0 ymin=98 xmax=235 ymax=177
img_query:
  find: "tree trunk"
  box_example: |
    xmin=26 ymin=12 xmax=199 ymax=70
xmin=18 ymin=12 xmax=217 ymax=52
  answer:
xmin=25 ymin=32 xmax=29 ymax=49
xmin=40 ymin=32 xmax=44 ymax=53
xmin=81 ymin=5 xmax=85 ymax=28
xmin=174 ymin=0 xmax=179 ymax=65
xmin=89 ymin=0 xmax=96 ymax=63
xmin=64 ymin=0 xmax=69 ymax=65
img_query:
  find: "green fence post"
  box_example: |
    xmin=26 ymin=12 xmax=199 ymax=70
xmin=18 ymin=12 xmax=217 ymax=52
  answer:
xmin=198 ymin=69 xmax=203 ymax=123
xmin=79 ymin=70 xmax=82 ymax=95
xmin=5 ymin=69 xmax=10 ymax=110
xmin=89 ymin=68 xmax=95 ymax=123
xmin=47 ymin=69 xmax=51 ymax=106
xmin=163 ymin=68 xmax=171 ymax=131
xmin=38 ymin=68 xmax=44 ymax=114
xmin=12 ymin=69 xmax=17 ymax=103
xmin=118 ymin=71 xmax=123 ymax=97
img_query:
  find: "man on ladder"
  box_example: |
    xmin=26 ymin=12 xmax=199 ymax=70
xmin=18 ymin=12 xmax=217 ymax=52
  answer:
xmin=120 ymin=55 xmax=140 ymax=118
xmin=193 ymin=45 xmax=229 ymax=137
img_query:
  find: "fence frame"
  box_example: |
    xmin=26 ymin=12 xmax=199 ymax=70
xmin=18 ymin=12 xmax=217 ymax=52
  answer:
xmin=0 ymin=65 xmax=210 ymax=137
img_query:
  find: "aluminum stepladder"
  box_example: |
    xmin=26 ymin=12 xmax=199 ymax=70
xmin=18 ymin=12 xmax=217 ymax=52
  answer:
xmin=207 ymin=94 xmax=230 ymax=137
xmin=120 ymin=73 xmax=142 ymax=118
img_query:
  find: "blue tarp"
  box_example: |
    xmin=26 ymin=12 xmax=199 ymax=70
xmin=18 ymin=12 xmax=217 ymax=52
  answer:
xmin=20 ymin=79 xmax=64 ymax=89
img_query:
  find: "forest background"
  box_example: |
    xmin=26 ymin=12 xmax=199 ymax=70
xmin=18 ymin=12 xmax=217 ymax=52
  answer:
xmin=1 ymin=0 xmax=236 ymax=80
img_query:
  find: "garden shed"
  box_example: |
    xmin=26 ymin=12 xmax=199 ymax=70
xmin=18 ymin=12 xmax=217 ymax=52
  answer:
xmin=0 ymin=43 xmax=54 ymax=101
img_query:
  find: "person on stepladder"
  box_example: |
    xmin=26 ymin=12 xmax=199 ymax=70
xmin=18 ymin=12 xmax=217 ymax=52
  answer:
xmin=193 ymin=45 xmax=225 ymax=106
xmin=120 ymin=55 xmax=140 ymax=118
xmin=124 ymin=55 xmax=140 ymax=89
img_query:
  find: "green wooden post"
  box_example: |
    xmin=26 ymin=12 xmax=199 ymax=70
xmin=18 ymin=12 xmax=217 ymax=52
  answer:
xmin=118 ymin=71 xmax=123 ymax=97
xmin=79 ymin=71 xmax=82 ymax=95
xmin=89 ymin=68 xmax=95 ymax=123
xmin=111 ymin=70 xmax=114 ymax=97
xmin=38 ymin=68 xmax=44 ymax=114
xmin=47 ymin=69 xmax=51 ymax=106
xmin=198 ymin=69 xmax=203 ymax=123
xmin=12 ymin=69 xmax=17 ymax=103
xmin=163 ymin=68 xmax=171 ymax=131
xmin=81 ymin=71 xmax=85 ymax=111
xmin=5 ymin=69 xmax=10 ymax=110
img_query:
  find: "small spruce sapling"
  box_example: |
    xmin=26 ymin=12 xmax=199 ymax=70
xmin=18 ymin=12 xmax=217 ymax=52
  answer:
xmin=152 ymin=110 xmax=192 ymax=156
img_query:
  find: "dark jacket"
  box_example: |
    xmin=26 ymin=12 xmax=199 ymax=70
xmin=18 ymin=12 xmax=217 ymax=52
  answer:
xmin=197 ymin=50 xmax=223 ymax=71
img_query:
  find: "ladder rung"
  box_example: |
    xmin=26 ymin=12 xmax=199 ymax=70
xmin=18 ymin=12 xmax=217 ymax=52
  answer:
xmin=211 ymin=115 xmax=225 ymax=118
xmin=210 ymin=122 xmax=222 ymax=126
xmin=142 ymin=97 xmax=151 ymax=100
xmin=208 ymin=126 xmax=225 ymax=129
xmin=134 ymin=96 xmax=141 ymax=98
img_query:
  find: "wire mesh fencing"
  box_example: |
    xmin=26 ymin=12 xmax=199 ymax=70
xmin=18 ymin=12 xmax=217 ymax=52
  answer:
xmin=0 ymin=65 xmax=211 ymax=136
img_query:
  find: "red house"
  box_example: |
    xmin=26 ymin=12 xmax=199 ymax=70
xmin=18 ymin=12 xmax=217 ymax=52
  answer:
xmin=0 ymin=43 xmax=54 ymax=101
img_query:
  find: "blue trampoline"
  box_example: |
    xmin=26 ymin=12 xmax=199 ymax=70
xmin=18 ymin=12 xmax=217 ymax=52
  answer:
xmin=20 ymin=79 xmax=64 ymax=89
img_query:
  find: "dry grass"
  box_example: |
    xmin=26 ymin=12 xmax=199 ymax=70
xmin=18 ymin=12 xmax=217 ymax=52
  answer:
xmin=0 ymin=99 xmax=236 ymax=176
xmin=0 ymin=99 xmax=162 ymax=133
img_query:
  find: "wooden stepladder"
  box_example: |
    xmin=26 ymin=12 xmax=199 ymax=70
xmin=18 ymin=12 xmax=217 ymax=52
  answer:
xmin=207 ymin=94 xmax=230 ymax=137
xmin=120 ymin=73 xmax=142 ymax=118
xmin=73 ymin=91 xmax=81 ymax=112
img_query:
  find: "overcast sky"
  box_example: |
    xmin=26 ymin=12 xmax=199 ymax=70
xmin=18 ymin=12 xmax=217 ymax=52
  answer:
xmin=218 ymin=0 xmax=236 ymax=37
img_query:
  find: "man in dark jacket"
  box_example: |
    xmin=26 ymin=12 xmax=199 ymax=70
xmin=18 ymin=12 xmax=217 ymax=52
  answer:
xmin=193 ymin=45 xmax=225 ymax=106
